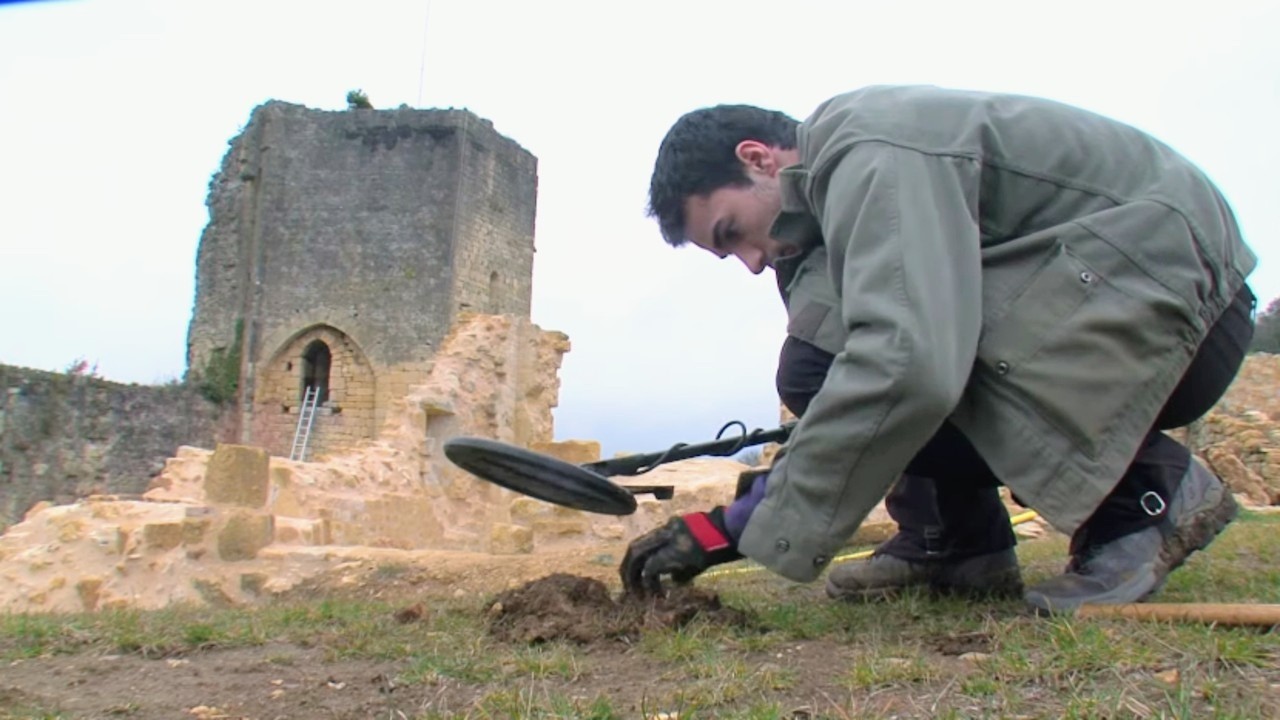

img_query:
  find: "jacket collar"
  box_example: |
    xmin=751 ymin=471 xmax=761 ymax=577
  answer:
xmin=770 ymin=166 xmax=826 ymax=299
xmin=769 ymin=165 xmax=824 ymax=296
xmin=770 ymin=165 xmax=822 ymax=249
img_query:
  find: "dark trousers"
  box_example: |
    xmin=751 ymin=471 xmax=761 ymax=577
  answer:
xmin=776 ymin=284 xmax=1257 ymax=561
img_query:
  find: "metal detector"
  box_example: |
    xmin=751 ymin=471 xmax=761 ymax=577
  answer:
xmin=443 ymin=420 xmax=795 ymax=516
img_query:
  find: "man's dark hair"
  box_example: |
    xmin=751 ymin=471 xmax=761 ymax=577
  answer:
xmin=646 ymin=104 xmax=799 ymax=247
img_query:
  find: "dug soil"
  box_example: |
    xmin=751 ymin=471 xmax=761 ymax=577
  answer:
xmin=485 ymin=572 xmax=753 ymax=644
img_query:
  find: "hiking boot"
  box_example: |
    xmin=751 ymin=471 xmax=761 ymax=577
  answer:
xmin=824 ymin=547 xmax=1023 ymax=602
xmin=1024 ymin=458 xmax=1238 ymax=615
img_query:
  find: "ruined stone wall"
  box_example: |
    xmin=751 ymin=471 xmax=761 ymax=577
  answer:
xmin=0 ymin=364 xmax=228 ymax=530
xmin=447 ymin=117 xmax=537 ymax=317
xmin=6 ymin=327 xmax=1279 ymax=615
xmin=1212 ymin=352 xmax=1280 ymax=419
xmin=148 ymin=314 xmax=576 ymax=554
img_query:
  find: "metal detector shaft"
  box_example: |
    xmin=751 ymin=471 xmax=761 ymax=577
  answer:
xmin=581 ymin=421 xmax=797 ymax=478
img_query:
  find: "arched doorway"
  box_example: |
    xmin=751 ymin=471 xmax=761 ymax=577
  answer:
xmin=301 ymin=340 xmax=332 ymax=404
xmin=253 ymin=325 xmax=376 ymax=459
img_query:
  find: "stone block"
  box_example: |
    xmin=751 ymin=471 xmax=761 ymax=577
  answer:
xmin=77 ymin=577 xmax=104 ymax=611
xmin=143 ymin=522 xmax=184 ymax=551
xmin=55 ymin=518 xmax=85 ymax=543
xmin=274 ymin=516 xmax=328 ymax=545
xmin=193 ymin=578 xmax=236 ymax=608
xmin=23 ymin=501 xmax=52 ymax=522
xmin=529 ymin=440 xmax=601 ymax=465
xmin=446 ymin=476 xmax=483 ymax=501
xmin=91 ymin=502 xmax=125 ymax=520
xmin=593 ymin=524 xmax=625 ymax=540
xmin=269 ymin=467 xmax=308 ymax=517
xmin=183 ymin=515 xmax=212 ymax=543
xmin=1205 ymin=447 xmax=1273 ymax=507
xmin=89 ymin=525 xmax=125 ymax=555
xmin=240 ymin=573 xmax=268 ymax=595
xmin=531 ymin=519 xmax=589 ymax=539
xmin=216 ymin=511 xmax=275 ymax=561
xmin=509 ymin=496 xmax=558 ymax=521
xmin=204 ymin=444 xmax=270 ymax=507
xmin=490 ymin=523 xmax=533 ymax=554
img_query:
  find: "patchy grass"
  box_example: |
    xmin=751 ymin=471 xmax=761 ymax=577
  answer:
xmin=0 ymin=688 xmax=63 ymax=720
xmin=0 ymin=511 xmax=1276 ymax=719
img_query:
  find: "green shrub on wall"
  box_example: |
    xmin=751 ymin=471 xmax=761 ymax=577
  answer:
xmin=346 ymin=89 xmax=373 ymax=110
xmin=199 ymin=319 xmax=243 ymax=405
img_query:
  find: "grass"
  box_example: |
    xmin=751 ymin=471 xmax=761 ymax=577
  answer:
xmin=0 ymin=511 xmax=1277 ymax=719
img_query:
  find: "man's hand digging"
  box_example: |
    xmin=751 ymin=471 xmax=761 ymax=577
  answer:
xmin=619 ymin=508 xmax=742 ymax=596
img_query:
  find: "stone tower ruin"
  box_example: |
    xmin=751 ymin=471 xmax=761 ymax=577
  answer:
xmin=185 ymin=100 xmax=537 ymax=459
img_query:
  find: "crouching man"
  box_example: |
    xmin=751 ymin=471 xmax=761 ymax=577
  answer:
xmin=620 ymin=85 xmax=1257 ymax=614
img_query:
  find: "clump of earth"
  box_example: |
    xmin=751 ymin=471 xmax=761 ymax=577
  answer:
xmin=485 ymin=573 xmax=752 ymax=644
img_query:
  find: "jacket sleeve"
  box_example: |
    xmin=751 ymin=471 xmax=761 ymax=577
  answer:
xmin=737 ymin=141 xmax=985 ymax=582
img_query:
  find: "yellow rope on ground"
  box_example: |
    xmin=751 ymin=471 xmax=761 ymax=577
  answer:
xmin=701 ymin=510 xmax=1041 ymax=580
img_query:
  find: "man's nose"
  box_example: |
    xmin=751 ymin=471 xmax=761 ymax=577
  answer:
xmin=734 ymin=246 xmax=766 ymax=275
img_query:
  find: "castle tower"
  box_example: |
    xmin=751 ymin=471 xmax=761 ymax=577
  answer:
xmin=185 ymin=100 xmax=538 ymax=459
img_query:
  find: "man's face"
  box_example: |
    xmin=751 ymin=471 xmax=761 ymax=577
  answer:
xmin=682 ymin=180 xmax=797 ymax=275
xmin=680 ymin=142 xmax=799 ymax=275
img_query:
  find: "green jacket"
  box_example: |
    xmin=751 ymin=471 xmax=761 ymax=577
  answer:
xmin=776 ymin=244 xmax=846 ymax=356
xmin=738 ymin=85 xmax=1257 ymax=583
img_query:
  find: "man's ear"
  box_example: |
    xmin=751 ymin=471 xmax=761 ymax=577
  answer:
xmin=734 ymin=140 xmax=778 ymax=176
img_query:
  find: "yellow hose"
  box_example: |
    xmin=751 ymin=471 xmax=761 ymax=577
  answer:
xmin=702 ymin=509 xmax=1041 ymax=580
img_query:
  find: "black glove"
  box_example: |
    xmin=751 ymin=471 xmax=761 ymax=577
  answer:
xmin=620 ymin=507 xmax=743 ymax=596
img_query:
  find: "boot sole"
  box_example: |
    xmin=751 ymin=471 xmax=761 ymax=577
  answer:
xmin=824 ymin=571 xmax=1024 ymax=603
xmin=824 ymin=579 xmax=927 ymax=603
xmin=825 ymin=580 xmax=1025 ymax=603
xmin=825 ymin=548 xmax=1024 ymax=603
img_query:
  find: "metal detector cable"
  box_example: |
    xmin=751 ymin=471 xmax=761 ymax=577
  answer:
xmin=630 ymin=419 xmax=756 ymax=475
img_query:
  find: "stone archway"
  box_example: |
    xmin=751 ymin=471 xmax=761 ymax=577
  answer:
xmin=251 ymin=325 xmax=376 ymax=459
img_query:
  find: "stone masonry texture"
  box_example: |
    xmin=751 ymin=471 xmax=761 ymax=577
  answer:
xmin=185 ymin=100 xmax=537 ymax=457
xmin=0 ymin=364 xmax=226 ymax=530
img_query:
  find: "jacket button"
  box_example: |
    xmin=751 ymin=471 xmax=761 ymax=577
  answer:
xmin=1080 ymin=271 xmax=1094 ymax=284
xmin=775 ymin=539 xmax=790 ymax=553
xmin=996 ymin=361 xmax=1010 ymax=375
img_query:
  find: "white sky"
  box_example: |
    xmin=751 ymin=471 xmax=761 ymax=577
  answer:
xmin=1 ymin=0 xmax=1277 ymax=457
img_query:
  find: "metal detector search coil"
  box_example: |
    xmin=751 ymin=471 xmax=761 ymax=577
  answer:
xmin=442 ymin=420 xmax=796 ymax=517
xmin=442 ymin=437 xmax=639 ymax=515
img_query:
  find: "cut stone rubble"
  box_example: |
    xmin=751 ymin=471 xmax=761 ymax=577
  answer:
xmin=1 ymin=316 xmax=1276 ymax=614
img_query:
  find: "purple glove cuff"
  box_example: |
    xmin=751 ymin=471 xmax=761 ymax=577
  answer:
xmin=723 ymin=471 xmax=768 ymax=540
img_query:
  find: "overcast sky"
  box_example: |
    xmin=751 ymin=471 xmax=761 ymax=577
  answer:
xmin=1 ymin=0 xmax=1277 ymax=457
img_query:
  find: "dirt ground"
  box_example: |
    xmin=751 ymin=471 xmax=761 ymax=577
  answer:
xmin=0 ymin=543 xmax=812 ymax=719
xmin=3 ymin=530 xmax=1275 ymax=720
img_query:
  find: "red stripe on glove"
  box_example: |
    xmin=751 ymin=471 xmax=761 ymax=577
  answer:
xmin=683 ymin=512 xmax=731 ymax=552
